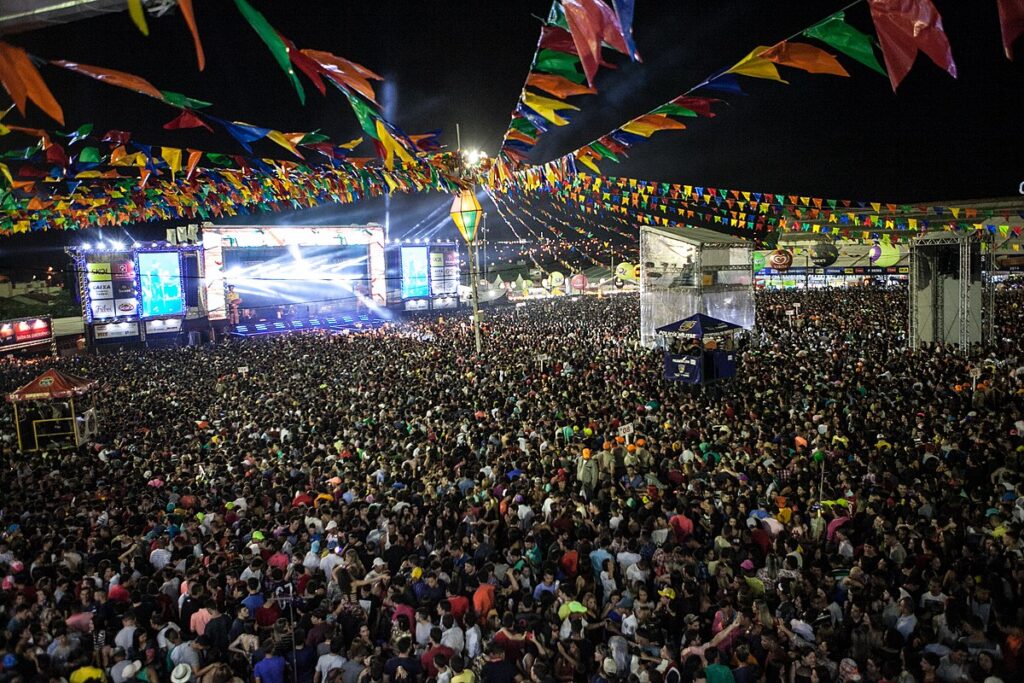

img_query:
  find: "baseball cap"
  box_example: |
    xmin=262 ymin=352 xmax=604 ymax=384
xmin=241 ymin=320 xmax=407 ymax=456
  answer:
xmin=658 ymin=587 xmax=676 ymax=600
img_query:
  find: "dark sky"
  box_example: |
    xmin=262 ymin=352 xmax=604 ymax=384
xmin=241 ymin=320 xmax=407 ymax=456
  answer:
xmin=1 ymin=0 xmax=1022 ymax=260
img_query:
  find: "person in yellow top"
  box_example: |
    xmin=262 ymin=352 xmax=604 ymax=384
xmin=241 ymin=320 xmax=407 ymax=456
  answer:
xmin=69 ymin=664 xmax=107 ymax=683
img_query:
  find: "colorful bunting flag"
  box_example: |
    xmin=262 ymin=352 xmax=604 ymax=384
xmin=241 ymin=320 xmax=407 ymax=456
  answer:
xmin=178 ymin=0 xmax=205 ymax=70
xmin=803 ymin=12 xmax=886 ymax=76
xmin=867 ymin=0 xmax=957 ymax=91
xmin=525 ymin=73 xmax=596 ymax=98
xmin=760 ymin=42 xmax=850 ymax=76
xmin=0 ymin=43 xmax=64 ymax=125
xmin=997 ymin=0 xmax=1024 ymax=60
xmin=233 ymin=0 xmax=306 ymax=103
xmin=727 ymin=48 xmax=789 ymax=83
xmin=521 ymin=91 xmax=579 ymax=126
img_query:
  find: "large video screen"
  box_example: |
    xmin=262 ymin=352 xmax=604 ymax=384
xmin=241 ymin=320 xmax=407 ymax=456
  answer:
xmin=223 ymin=244 xmax=369 ymax=317
xmin=138 ymin=252 xmax=184 ymax=318
xmin=401 ymin=247 xmax=429 ymax=299
xmin=202 ymin=226 xmax=386 ymax=320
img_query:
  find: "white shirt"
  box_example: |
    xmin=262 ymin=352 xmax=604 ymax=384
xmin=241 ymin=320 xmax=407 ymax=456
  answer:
xmin=316 ymin=653 xmax=346 ymax=681
xmin=441 ymin=625 xmax=465 ymax=653
xmin=149 ymin=548 xmax=172 ymax=570
xmin=465 ymin=624 xmax=482 ymax=660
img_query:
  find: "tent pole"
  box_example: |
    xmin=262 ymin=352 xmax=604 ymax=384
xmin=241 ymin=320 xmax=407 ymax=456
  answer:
xmin=70 ymin=397 xmax=78 ymax=444
xmin=13 ymin=403 xmax=22 ymax=451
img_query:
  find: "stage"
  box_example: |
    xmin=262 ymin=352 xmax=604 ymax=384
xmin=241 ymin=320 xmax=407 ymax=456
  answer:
xmin=228 ymin=314 xmax=388 ymax=338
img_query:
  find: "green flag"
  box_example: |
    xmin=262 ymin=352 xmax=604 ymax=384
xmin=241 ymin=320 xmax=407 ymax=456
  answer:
xmin=160 ymin=91 xmax=213 ymax=110
xmin=78 ymin=147 xmax=101 ymax=163
xmin=346 ymin=93 xmax=380 ymax=140
xmin=510 ymin=117 xmax=538 ymax=136
xmin=547 ymin=3 xmax=569 ymax=30
xmin=803 ymin=12 xmax=885 ymax=76
xmin=652 ymin=103 xmax=698 ymax=117
xmin=590 ymin=141 xmax=619 ymax=162
xmin=233 ymin=0 xmax=306 ymax=104
xmin=534 ymin=50 xmax=585 ymax=84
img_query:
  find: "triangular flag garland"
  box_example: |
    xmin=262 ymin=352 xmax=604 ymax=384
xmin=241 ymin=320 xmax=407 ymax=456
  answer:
xmin=496 ymin=0 xmax=641 ymax=166
xmin=490 ymin=0 xmax=967 ymax=190
xmin=0 ymin=120 xmax=473 ymax=235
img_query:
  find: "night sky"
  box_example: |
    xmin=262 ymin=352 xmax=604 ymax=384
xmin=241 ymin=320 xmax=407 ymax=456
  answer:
xmin=0 ymin=0 xmax=1022 ymax=266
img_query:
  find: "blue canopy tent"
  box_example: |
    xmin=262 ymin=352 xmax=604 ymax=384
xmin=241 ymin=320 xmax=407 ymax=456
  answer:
xmin=656 ymin=313 xmax=742 ymax=383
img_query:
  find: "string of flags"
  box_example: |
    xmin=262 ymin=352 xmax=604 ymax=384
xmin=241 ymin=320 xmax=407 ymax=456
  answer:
xmin=496 ymin=0 xmax=639 ymax=166
xmin=491 ymin=0 xmax=1022 ymax=190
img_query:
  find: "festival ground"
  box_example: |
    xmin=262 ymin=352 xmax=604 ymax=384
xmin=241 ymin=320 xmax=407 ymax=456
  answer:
xmin=2 ymin=289 xmax=1024 ymax=683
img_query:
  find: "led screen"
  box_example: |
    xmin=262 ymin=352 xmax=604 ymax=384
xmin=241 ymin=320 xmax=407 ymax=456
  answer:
xmin=223 ymin=244 xmax=369 ymax=317
xmin=401 ymin=247 xmax=430 ymax=299
xmin=138 ymin=252 xmax=185 ymax=318
xmin=202 ymin=226 xmax=386 ymax=320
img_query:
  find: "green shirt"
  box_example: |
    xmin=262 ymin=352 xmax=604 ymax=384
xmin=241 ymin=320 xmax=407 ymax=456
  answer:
xmin=705 ymin=663 xmax=735 ymax=683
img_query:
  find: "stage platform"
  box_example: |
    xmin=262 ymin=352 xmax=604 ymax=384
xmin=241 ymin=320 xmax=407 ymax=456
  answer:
xmin=229 ymin=315 xmax=388 ymax=338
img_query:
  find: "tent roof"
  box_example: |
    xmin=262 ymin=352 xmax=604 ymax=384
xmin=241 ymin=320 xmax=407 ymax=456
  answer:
xmin=656 ymin=313 xmax=742 ymax=337
xmin=640 ymin=224 xmax=751 ymax=246
xmin=8 ymin=368 xmax=97 ymax=402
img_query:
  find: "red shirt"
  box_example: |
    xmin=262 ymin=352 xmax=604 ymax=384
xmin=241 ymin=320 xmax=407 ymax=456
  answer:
xmin=669 ymin=513 xmax=694 ymax=541
xmin=447 ymin=595 xmax=470 ymax=624
xmin=421 ymin=645 xmax=454 ymax=678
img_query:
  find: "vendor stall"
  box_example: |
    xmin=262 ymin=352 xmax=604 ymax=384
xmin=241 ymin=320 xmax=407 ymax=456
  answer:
xmin=7 ymin=369 xmax=98 ymax=451
xmin=657 ymin=313 xmax=742 ymax=384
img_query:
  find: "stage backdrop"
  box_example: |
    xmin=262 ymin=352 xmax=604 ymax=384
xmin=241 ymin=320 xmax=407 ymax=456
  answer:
xmin=202 ymin=225 xmax=386 ymax=321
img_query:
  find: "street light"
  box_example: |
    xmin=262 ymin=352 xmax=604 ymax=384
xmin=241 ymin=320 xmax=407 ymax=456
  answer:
xmin=450 ymin=187 xmax=484 ymax=354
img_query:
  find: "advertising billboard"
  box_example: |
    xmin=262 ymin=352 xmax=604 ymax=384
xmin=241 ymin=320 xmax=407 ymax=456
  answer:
xmin=83 ymin=253 xmax=138 ymax=321
xmin=429 ymin=249 xmax=460 ymax=296
xmin=0 ymin=317 xmax=54 ymax=353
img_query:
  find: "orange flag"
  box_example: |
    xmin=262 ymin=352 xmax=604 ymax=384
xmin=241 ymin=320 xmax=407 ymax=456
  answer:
xmin=526 ymin=73 xmax=597 ymax=98
xmin=760 ymin=42 xmax=850 ymax=77
xmin=621 ymin=114 xmax=686 ymax=137
xmin=178 ymin=0 xmax=205 ymax=71
xmin=52 ymin=60 xmax=164 ymax=100
xmin=0 ymin=43 xmax=63 ymax=125
xmin=302 ymin=49 xmax=382 ymax=105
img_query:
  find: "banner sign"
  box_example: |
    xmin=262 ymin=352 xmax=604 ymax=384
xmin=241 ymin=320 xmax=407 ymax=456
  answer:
xmin=664 ymin=353 xmax=702 ymax=383
xmin=0 ymin=316 xmax=53 ymax=353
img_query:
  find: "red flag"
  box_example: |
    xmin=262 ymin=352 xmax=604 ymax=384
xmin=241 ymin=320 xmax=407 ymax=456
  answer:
xmin=101 ymin=130 xmax=132 ymax=146
xmin=670 ymin=96 xmax=721 ymax=118
xmin=540 ymin=25 xmax=579 ymax=54
xmin=997 ymin=0 xmax=1024 ymax=60
xmin=163 ymin=110 xmax=212 ymax=132
xmin=563 ymin=0 xmax=605 ymax=87
xmin=868 ymin=0 xmax=957 ymax=91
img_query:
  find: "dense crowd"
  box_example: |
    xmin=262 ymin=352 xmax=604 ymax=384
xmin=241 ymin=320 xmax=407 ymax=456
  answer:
xmin=2 ymin=288 xmax=1024 ymax=683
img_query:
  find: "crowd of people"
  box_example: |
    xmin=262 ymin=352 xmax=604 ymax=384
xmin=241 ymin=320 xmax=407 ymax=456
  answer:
xmin=1 ymin=288 xmax=1023 ymax=683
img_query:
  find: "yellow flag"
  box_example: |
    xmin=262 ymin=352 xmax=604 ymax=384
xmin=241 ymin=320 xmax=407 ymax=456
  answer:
xmin=339 ymin=137 xmax=363 ymax=150
xmin=266 ymin=131 xmax=303 ymax=159
xmin=374 ymin=120 xmax=414 ymax=170
xmin=127 ymin=0 xmax=150 ymax=36
xmin=160 ymin=147 xmax=182 ymax=178
xmin=727 ymin=47 xmax=788 ymax=83
xmin=521 ymin=91 xmax=578 ymax=126
xmin=575 ymin=152 xmax=600 ymax=174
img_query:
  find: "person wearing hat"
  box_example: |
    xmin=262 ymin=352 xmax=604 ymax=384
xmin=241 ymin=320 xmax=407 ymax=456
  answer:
xmin=577 ymin=448 xmax=599 ymax=499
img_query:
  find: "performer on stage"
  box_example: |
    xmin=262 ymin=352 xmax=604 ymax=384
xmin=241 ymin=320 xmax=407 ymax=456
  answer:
xmin=226 ymin=285 xmax=242 ymax=325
